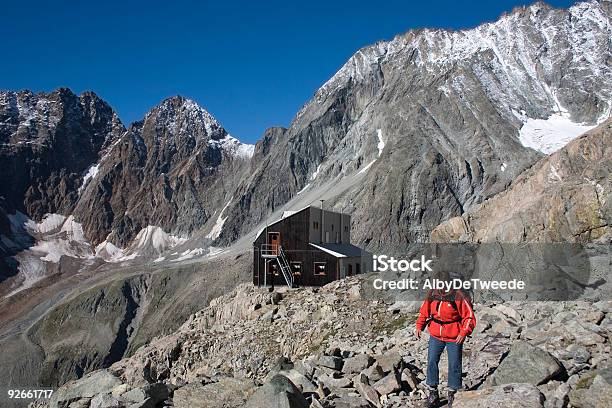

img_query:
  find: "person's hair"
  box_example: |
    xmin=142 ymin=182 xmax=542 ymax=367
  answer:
xmin=434 ymin=269 xmax=451 ymax=283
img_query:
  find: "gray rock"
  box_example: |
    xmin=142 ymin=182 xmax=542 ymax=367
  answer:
xmin=310 ymin=398 xmax=325 ymax=408
xmin=373 ymin=352 xmax=402 ymax=374
xmin=330 ymin=395 xmax=371 ymax=408
xmin=279 ymin=369 xmax=318 ymax=394
xmin=490 ymin=341 xmax=563 ymax=386
xmin=173 ymin=377 xmax=255 ymax=408
xmin=454 ymin=383 xmax=544 ymax=407
xmin=463 ymin=335 xmax=511 ymax=389
xmin=244 ymin=374 xmax=309 ymax=408
xmin=342 ymin=354 xmax=374 ymax=374
xmin=362 ymin=363 xmax=385 ymax=382
xmin=49 ymin=370 xmax=123 ymax=408
xmin=372 ymin=372 xmax=402 ymax=396
xmin=126 ymin=399 xmax=155 ymax=408
xmin=568 ymin=367 xmax=612 ymax=408
xmin=90 ymin=392 xmax=127 ymax=408
xmin=122 ymin=382 xmax=169 ymax=404
xmin=295 ymin=360 xmax=315 ymax=379
xmin=67 ymin=399 xmax=92 ymax=408
xmin=400 ymin=369 xmax=419 ymax=391
xmin=354 ymin=374 xmax=381 ymax=408
xmin=317 ymin=356 xmax=343 ymax=371
xmin=317 ymin=374 xmax=352 ymax=390
xmin=566 ymin=344 xmax=591 ymax=364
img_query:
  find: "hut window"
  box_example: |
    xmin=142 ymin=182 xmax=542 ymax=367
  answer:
xmin=313 ymin=221 xmax=319 ymax=230
xmin=314 ymin=262 xmax=326 ymax=276
xmin=270 ymin=263 xmax=280 ymax=276
xmin=290 ymin=262 xmax=302 ymax=276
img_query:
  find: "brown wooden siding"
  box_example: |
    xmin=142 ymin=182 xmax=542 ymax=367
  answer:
xmin=253 ymin=208 xmax=344 ymax=287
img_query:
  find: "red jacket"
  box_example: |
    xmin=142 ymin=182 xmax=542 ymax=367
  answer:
xmin=416 ymin=290 xmax=476 ymax=342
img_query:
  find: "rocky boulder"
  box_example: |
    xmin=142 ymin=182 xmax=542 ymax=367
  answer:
xmin=341 ymin=354 xmax=373 ymax=374
xmin=243 ymin=374 xmax=309 ymax=408
xmin=172 ymin=377 xmax=255 ymax=408
xmin=568 ymin=367 xmax=612 ymax=408
xmin=490 ymin=341 xmax=564 ymax=386
xmin=48 ymin=370 xmax=122 ymax=408
xmin=454 ymin=383 xmax=545 ymax=407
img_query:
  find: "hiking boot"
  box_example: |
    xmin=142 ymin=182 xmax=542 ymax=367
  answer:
xmin=424 ymin=387 xmax=439 ymax=408
xmin=447 ymin=389 xmax=457 ymax=407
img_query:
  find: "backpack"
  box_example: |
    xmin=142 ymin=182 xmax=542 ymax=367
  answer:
xmin=423 ymin=290 xmax=463 ymax=327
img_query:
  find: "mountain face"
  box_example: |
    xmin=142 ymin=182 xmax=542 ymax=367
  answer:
xmin=0 ymin=89 xmax=124 ymax=284
xmin=0 ymin=88 xmax=124 ymax=220
xmin=73 ymin=96 xmax=253 ymax=247
xmin=0 ymin=93 xmax=254 ymax=298
xmin=431 ymin=118 xmax=612 ymax=243
xmin=218 ymin=0 xmax=612 ymax=251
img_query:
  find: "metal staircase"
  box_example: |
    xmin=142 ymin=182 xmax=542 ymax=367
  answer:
xmin=276 ymin=246 xmax=294 ymax=288
xmin=260 ymin=244 xmax=294 ymax=288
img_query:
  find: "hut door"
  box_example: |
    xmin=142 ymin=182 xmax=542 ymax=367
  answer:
xmin=268 ymin=232 xmax=280 ymax=255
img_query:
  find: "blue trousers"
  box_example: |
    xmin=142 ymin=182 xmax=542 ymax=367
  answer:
xmin=426 ymin=336 xmax=463 ymax=390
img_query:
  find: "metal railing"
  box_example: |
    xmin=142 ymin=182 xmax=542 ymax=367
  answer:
xmin=277 ymin=246 xmax=294 ymax=288
xmin=260 ymin=244 xmax=294 ymax=287
xmin=260 ymin=243 xmax=279 ymax=257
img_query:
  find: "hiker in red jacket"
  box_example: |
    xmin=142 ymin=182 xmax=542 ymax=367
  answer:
xmin=416 ymin=273 xmax=476 ymax=408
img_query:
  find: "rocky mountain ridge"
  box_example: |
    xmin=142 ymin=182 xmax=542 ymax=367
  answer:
xmin=2 ymin=1 xmax=611 ymax=282
xmin=0 ymin=92 xmax=254 ymax=297
xmin=432 ymin=117 xmax=612 ymax=244
xmin=72 ymin=95 xmax=254 ymax=248
xmin=0 ymin=88 xmax=124 ymax=219
xmin=217 ymin=0 xmax=612 ymax=251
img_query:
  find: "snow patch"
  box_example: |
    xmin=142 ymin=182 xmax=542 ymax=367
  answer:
xmin=548 ymin=164 xmax=563 ymax=182
xmin=209 ymin=135 xmax=255 ymax=159
xmin=60 ymin=215 xmax=87 ymax=243
xmin=310 ymin=164 xmax=322 ymax=181
xmin=95 ymin=225 xmax=185 ymax=262
xmin=131 ymin=226 xmax=187 ymax=253
xmin=297 ymin=183 xmax=311 ymax=195
xmin=206 ymin=199 xmax=232 ymax=240
xmin=376 ymin=129 xmax=385 ymax=156
xmin=95 ymin=240 xmax=126 ymax=262
xmin=518 ymin=114 xmax=596 ymax=154
xmin=8 ymin=213 xmax=95 ymax=268
xmin=28 ymin=214 xmax=91 ymax=261
xmin=4 ymin=255 xmax=46 ymax=298
xmin=358 ymin=160 xmax=376 ymax=175
xmin=78 ymin=164 xmax=100 ymax=194
xmin=205 ymin=247 xmax=226 ymax=259
xmin=25 ymin=213 xmax=66 ymax=234
xmin=173 ymin=247 xmax=205 ymax=262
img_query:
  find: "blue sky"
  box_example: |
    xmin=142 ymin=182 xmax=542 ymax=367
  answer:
xmin=1 ymin=0 xmax=576 ymax=143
